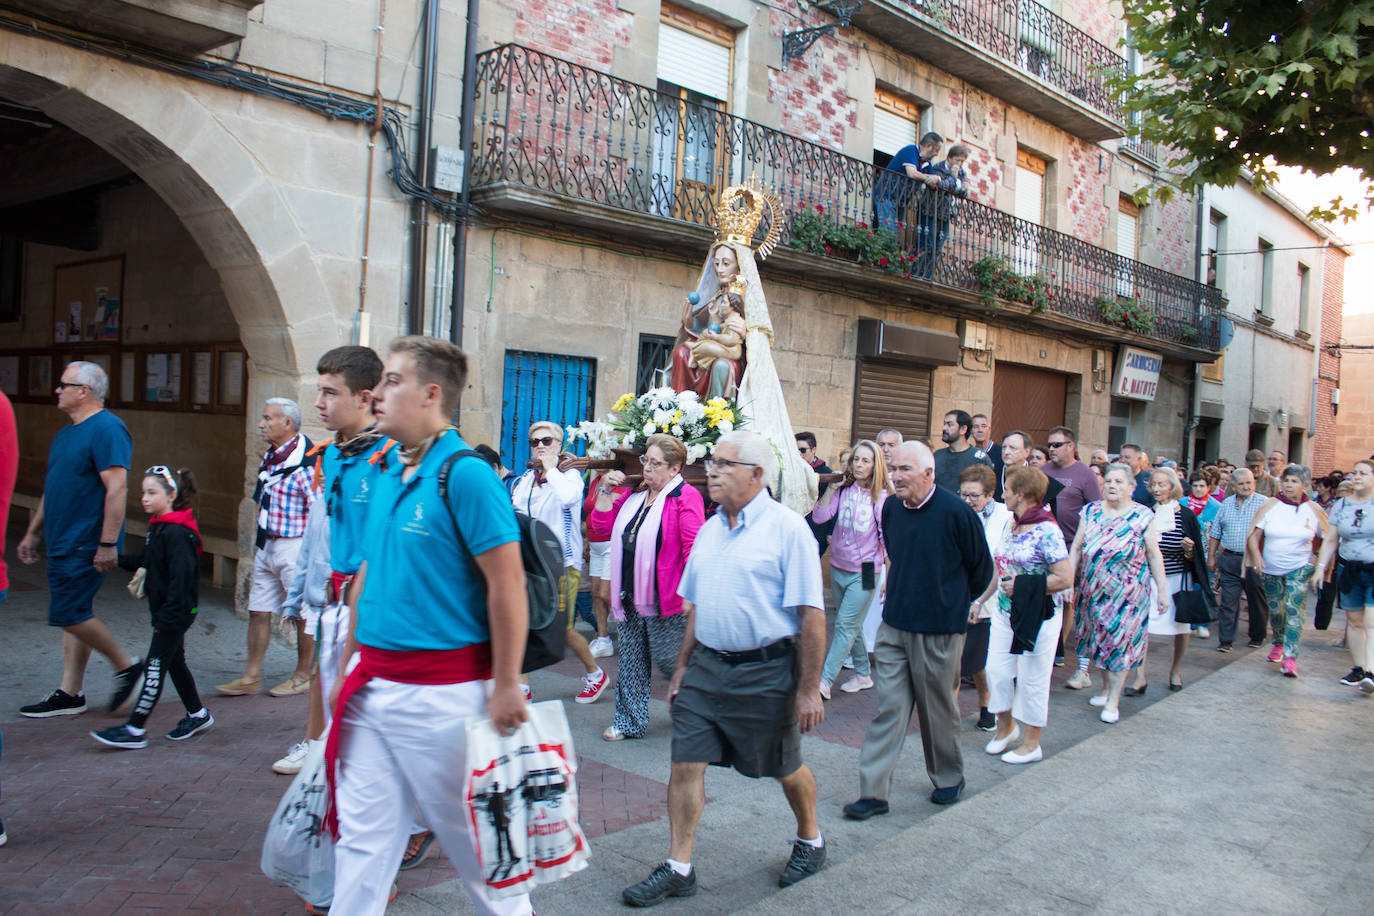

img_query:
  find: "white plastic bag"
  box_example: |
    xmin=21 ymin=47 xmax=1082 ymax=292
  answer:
xmin=260 ymin=739 xmax=334 ymax=908
xmin=464 ymin=700 xmax=590 ymax=900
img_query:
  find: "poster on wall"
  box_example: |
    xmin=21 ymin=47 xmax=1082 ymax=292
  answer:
xmin=218 ymin=350 xmax=245 ymax=408
xmin=192 ymin=351 xmax=213 ymax=405
xmin=27 ymin=354 xmax=51 ymax=397
xmin=146 ymin=352 xmax=168 ymax=401
xmin=0 ymin=356 xmax=18 ymax=396
xmin=68 ymin=301 xmax=82 ymax=342
xmin=53 ymin=256 xmax=123 ymax=345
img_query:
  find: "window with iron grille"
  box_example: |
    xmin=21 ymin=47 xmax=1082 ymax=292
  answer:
xmin=501 ymin=350 xmax=597 ymax=472
xmin=636 ymin=334 xmax=676 ymax=394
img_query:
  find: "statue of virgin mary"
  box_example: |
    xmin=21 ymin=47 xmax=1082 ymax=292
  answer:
xmin=668 ymin=178 xmax=818 ymax=516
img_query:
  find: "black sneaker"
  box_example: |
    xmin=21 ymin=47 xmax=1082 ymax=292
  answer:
xmin=20 ymin=689 xmax=87 ymax=718
xmin=976 ymin=709 xmax=997 ymax=731
xmin=777 ymin=840 xmax=826 ymax=887
xmin=842 ymin=797 xmax=889 ymax=820
xmin=1339 ymin=667 xmax=1367 ymax=687
xmin=108 ymin=658 xmax=144 ymax=712
xmin=400 ymin=830 xmax=437 ymax=870
xmin=622 ymin=862 xmax=696 ymax=907
xmin=167 ymin=712 xmax=214 ymax=740
xmin=91 ymin=725 xmax=147 ymax=749
xmin=1246 ymin=640 xmax=1264 ymax=649
xmin=1216 ymin=644 xmax=1233 ymax=653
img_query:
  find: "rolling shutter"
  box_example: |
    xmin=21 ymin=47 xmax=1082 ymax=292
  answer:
xmin=852 ymin=359 xmax=933 ymax=445
xmin=873 ymin=107 xmax=918 ymax=157
xmin=1013 ymin=150 xmax=1046 ymax=225
xmin=658 ymin=23 xmax=731 ymax=102
xmin=1116 ymin=198 xmax=1139 ymax=260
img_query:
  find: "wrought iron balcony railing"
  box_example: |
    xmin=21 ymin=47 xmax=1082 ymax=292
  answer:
xmin=1121 ymin=134 xmax=1161 ymax=166
xmin=893 ymin=0 xmax=1125 ymax=121
xmin=471 ymin=45 xmax=1221 ymax=350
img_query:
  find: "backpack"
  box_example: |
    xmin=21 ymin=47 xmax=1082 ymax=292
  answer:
xmin=436 ymin=451 xmax=565 ymax=634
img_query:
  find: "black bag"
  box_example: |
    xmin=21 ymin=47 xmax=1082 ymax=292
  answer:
xmin=1171 ymin=572 xmax=1215 ymax=625
xmin=437 ymin=451 xmax=568 ymax=672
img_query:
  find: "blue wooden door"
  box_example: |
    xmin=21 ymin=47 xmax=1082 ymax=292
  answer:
xmin=501 ymin=350 xmax=597 ymax=471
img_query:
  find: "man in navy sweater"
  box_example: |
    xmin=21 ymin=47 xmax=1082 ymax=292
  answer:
xmin=844 ymin=441 xmax=994 ymax=818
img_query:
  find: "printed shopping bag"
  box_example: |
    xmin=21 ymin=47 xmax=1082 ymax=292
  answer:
xmin=261 ymin=739 xmax=334 ymax=908
xmin=465 ymin=700 xmax=590 ymax=900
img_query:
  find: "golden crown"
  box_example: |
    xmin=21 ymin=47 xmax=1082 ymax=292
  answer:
xmin=713 ymin=175 xmax=783 ymax=259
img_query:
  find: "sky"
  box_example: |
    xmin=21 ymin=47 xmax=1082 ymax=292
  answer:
xmin=1272 ymin=166 xmax=1374 ymax=315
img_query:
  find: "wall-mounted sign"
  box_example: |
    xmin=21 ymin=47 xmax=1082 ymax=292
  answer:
xmin=1112 ymin=346 xmax=1163 ymax=401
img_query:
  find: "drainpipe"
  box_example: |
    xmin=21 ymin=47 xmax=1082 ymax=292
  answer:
xmin=1182 ymin=188 xmax=1206 ymax=464
xmin=449 ymin=0 xmax=479 ymax=347
xmin=408 ymin=0 xmax=440 ymax=334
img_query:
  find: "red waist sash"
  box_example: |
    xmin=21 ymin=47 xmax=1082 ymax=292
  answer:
xmin=323 ymin=642 xmax=493 ymax=837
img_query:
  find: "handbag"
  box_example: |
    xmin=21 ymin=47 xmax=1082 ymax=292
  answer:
xmin=127 ymin=567 xmax=147 ymax=600
xmin=1171 ymin=571 xmax=1214 ymax=625
xmin=464 ymin=700 xmax=590 ymax=900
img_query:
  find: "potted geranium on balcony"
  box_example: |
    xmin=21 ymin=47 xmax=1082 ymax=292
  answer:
xmin=788 ymin=204 xmax=906 ymax=275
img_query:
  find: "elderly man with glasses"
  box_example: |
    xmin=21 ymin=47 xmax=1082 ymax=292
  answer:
xmin=17 ymin=360 xmax=142 ymax=718
xmin=511 ymin=420 xmax=607 ymax=703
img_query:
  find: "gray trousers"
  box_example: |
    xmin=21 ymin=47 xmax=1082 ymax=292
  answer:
xmin=858 ymin=623 xmax=965 ymax=798
xmin=1217 ymin=550 xmax=1269 ymax=645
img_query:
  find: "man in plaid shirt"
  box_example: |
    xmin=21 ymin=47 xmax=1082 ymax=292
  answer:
xmin=217 ymin=398 xmax=317 ymax=698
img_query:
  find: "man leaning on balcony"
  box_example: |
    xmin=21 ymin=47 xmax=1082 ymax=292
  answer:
xmin=878 ymin=132 xmax=943 ymax=234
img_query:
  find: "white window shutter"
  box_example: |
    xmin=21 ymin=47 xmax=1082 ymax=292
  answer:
xmin=1014 ymin=166 xmax=1044 ymax=225
xmin=873 ymin=107 xmax=918 ymax=156
xmin=657 ymin=24 xmax=730 ymax=102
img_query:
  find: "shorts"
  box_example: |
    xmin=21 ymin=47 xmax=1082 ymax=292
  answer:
xmin=248 ymin=537 xmax=304 ymax=613
xmin=1338 ymin=562 xmax=1374 ymax=610
xmin=48 ymin=552 xmax=106 ymax=627
xmin=560 ymin=567 xmax=582 ymax=631
xmin=587 ymin=541 xmax=612 ymax=580
xmin=671 ymin=644 xmax=802 ymax=779
xmin=960 ymin=618 xmax=991 ymax=678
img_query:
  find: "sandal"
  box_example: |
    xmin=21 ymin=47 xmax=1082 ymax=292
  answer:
xmin=603 ymin=726 xmax=638 ymax=741
xmin=215 ymin=676 xmax=261 ymax=696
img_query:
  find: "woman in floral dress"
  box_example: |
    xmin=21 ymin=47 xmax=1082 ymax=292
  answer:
xmin=1068 ymin=464 xmax=1170 ymax=723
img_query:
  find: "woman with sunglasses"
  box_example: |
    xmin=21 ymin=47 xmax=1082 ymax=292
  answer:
xmin=1315 ymin=460 xmax=1374 ymax=690
xmin=91 ymin=466 xmax=212 ymax=748
xmin=589 ymin=434 xmax=705 ymax=740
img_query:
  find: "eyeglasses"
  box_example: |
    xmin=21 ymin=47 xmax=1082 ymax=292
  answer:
xmin=957 ymin=491 xmax=984 ymax=502
xmin=145 ymin=465 xmax=178 ymax=492
xmin=639 ymin=456 xmax=667 ymax=471
xmin=1046 ymin=441 xmax=1069 ymax=449
xmin=528 ymin=436 xmax=557 ymax=448
xmin=797 ymin=446 xmax=812 ymax=454
xmin=1356 ymin=508 xmax=1365 ymax=528
xmin=55 ymin=381 xmax=88 ymax=391
xmin=705 ymin=457 xmax=757 ymax=473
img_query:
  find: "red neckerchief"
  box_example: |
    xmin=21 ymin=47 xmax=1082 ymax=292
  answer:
xmin=1187 ymin=494 xmax=1210 ymax=516
xmin=262 ymin=435 xmax=299 ymax=469
xmin=1012 ymin=504 xmax=1056 ymax=527
xmin=1277 ymin=491 xmax=1309 ymax=507
xmin=150 ymin=507 xmax=203 ymax=554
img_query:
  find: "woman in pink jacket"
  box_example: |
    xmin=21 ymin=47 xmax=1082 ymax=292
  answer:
xmin=590 ymin=434 xmax=705 ymax=741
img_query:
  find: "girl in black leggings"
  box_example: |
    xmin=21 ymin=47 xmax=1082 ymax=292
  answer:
xmin=92 ymin=466 xmax=212 ymax=749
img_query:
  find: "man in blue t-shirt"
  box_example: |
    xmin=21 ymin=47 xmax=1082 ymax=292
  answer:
xmin=17 ymin=361 xmax=142 ymax=718
xmin=328 ymin=336 xmax=531 ymax=916
xmin=876 ymin=131 xmax=943 ymax=233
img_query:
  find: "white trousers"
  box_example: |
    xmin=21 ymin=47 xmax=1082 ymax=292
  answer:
xmin=333 ymin=678 xmax=533 ymax=916
xmin=862 ymin=567 xmax=888 ymax=653
xmin=315 ymin=602 xmax=351 ymax=728
xmin=985 ymin=608 xmax=1063 ymax=728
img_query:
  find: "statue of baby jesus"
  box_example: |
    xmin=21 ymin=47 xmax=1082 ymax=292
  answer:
xmin=686 ymin=278 xmax=747 ymax=372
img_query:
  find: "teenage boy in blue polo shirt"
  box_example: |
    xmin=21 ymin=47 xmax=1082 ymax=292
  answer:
xmin=328 ymin=336 xmax=531 ymax=916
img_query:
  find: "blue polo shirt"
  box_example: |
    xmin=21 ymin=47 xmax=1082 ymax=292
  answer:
xmin=45 ymin=409 xmax=132 ymax=557
xmin=355 ymin=430 xmax=520 ymax=652
xmin=320 ymin=436 xmax=390 ymax=576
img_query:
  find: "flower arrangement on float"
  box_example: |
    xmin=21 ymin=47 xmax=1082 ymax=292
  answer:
xmin=567 ymin=387 xmax=745 ymax=464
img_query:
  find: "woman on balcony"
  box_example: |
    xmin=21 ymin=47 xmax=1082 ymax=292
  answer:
xmin=589 ymin=434 xmax=705 ymax=741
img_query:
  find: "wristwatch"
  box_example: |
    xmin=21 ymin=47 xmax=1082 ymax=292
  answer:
xmin=99 ymin=541 xmax=117 ymax=548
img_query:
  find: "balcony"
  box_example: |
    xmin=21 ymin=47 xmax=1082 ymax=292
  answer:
xmin=1121 ymin=134 xmax=1161 ymax=167
xmin=2 ymin=0 xmax=262 ymax=54
xmin=470 ymin=45 xmax=1222 ymax=356
xmin=850 ymin=0 xmax=1126 ymax=141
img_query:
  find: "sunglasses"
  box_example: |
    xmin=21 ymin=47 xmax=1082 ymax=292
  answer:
xmin=1046 ymin=441 xmax=1069 ymax=449
xmin=55 ymin=381 xmax=89 ymax=391
xmin=528 ymin=436 xmax=558 ymax=448
xmin=705 ymin=457 xmax=757 ymax=473
xmin=145 ymin=465 xmax=178 ymax=493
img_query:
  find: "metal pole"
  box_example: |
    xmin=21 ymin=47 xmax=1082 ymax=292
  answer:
xmin=450 ymin=0 xmax=480 ymax=347
xmin=408 ymin=0 xmax=440 ymax=335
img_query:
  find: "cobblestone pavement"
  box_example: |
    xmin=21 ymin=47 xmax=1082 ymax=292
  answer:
xmin=0 ymin=545 xmax=1326 ymax=914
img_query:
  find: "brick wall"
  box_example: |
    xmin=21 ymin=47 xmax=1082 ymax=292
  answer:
xmin=1153 ymin=193 xmax=1196 ymax=277
xmin=767 ymin=6 xmax=858 ymax=151
xmin=1065 ymin=139 xmax=1106 ymax=243
xmin=1316 ymin=245 xmax=1348 ymax=474
xmin=1060 ymin=0 xmax=1120 ymax=52
xmin=513 ymin=0 xmax=632 ymax=69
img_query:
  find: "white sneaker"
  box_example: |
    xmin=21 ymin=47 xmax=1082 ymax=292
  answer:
xmin=272 ymin=740 xmax=309 ymax=775
xmin=839 ymin=675 xmax=874 ymax=693
xmin=1195 ymin=626 xmax=1211 ymax=638
xmin=1065 ymin=669 xmax=1092 ymax=690
xmin=589 ymin=636 xmax=614 ymax=658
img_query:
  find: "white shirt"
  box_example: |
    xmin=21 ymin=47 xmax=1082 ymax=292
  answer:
xmin=974 ymin=501 xmax=1013 ymax=619
xmin=511 ymin=466 xmax=584 ymax=571
xmin=678 ymin=489 xmax=824 ymax=652
xmin=1256 ymin=500 xmax=1322 ymax=576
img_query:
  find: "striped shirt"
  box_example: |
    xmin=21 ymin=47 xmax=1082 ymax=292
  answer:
xmin=1210 ymin=493 xmax=1265 ymax=553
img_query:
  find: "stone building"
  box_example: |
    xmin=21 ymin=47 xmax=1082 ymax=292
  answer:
xmin=0 ymin=0 xmax=1332 ymax=599
xmin=1332 ymin=312 xmax=1374 ymax=473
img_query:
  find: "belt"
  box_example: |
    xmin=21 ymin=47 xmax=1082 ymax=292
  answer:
xmin=700 ymin=637 xmax=794 ymax=665
xmin=1223 ymin=549 xmax=1244 ymax=556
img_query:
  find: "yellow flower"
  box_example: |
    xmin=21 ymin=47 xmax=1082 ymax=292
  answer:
xmin=612 ymin=392 xmax=634 ymax=413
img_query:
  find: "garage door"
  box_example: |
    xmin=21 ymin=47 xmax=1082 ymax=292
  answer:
xmin=991 ymin=362 xmax=1067 ymax=451
xmin=852 ymin=359 xmax=933 ymax=446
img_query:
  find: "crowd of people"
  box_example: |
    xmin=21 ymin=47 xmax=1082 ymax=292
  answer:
xmin=6 ymin=351 xmax=1370 ymax=911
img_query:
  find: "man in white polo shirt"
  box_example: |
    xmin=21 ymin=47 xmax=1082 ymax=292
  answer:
xmin=621 ymin=430 xmax=827 ymax=907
